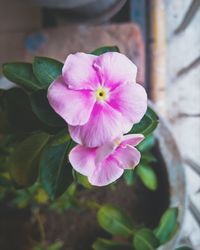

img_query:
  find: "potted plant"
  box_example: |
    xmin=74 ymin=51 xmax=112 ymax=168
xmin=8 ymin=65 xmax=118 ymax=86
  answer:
xmin=0 ymin=46 xmax=189 ymax=250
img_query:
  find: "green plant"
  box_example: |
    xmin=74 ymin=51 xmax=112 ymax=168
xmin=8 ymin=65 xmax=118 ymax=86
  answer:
xmin=124 ymin=134 xmax=158 ymax=191
xmin=94 ymin=204 xmax=180 ymax=250
xmin=1 ymin=46 xmax=175 ymax=250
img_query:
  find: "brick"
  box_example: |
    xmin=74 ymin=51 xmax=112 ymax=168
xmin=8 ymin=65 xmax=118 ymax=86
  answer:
xmin=24 ymin=23 xmax=145 ymax=84
xmin=0 ymin=0 xmax=41 ymax=33
xmin=0 ymin=32 xmax=26 ymax=66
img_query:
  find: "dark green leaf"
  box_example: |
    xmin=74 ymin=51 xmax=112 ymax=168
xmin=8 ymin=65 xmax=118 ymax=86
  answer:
xmin=93 ymin=238 xmax=132 ymax=250
xmin=141 ymin=152 xmax=157 ymax=165
xmin=123 ymin=169 xmax=137 ymax=186
xmin=130 ymin=107 xmax=159 ymax=137
xmin=2 ymin=63 xmax=41 ymax=91
xmin=97 ymin=204 xmax=133 ymax=237
xmin=33 ymin=57 xmax=63 ymax=87
xmin=50 ymin=128 xmax=71 ymax=146
xmin=136 ymin=165 xmax=158 ymax=191
xmin=133 ymin=228 xmax=159 ymax=250
xmin=0 ymin=109 xmax=9 ymax=133
xmin=2 ymin=88 xmax=42 ymax=133
xmin=0 ymin=176 xmax=12 ymax=187
xmin=91 ymin=46 xmax=120 ymax=55
xmin=9 ymin=132 xmax=50 ymax=187
xmin=39 ymin=138 xmax=73 ymax=199
xmin=49 ymin=183 xmax=78 ymax=213
xmin=0 ymin=90 xmax=12 ymax=133
xmin=137 ymin=134 xmax=155 ymax=152
xmin=30 ymin=89 xmax=66 ymax=127
xmin=174 ymin=246 xmax=193 ymax=250
xmin=12 ymin=188 xmax=33 ymax=208
xmin=33 ymin=241 xmax=63 ymax=250
xmin=154 ymin=207 xmax=178 ymax=244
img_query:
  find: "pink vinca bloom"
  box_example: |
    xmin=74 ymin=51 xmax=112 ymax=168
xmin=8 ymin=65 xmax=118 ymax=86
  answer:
xmin=47 ymin=52 xmax=147 ymax=148
xmin=69 ymin=134 xmax=144 ymax=186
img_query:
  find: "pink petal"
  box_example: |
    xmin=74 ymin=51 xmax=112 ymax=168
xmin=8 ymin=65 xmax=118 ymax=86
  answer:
xmin=120 ymin=134 xmax=144 ymax=147
xmin=88 ymin=155 xmax=123 ymax=186
xmin=95 ymin=140 xmax=116 ymax=164
xmin=93 ymin=52 xmax=137 ymax=88
xmin=67 ymin=125 xmax=82 ymax=145
xmin=68 ymin=102 xmax=125 ymax=148
xmin=69 ymin=145 xmax=96 ymax=176
xmin=108 ymin=82 xmax=147 ymax=132
xmin=62 ymin=52 xmax=99 ymax=90
xmin=47 ymin=77 xmax=95 ymax=126
xmin=114 ymin=145 xmax=141 ymax=170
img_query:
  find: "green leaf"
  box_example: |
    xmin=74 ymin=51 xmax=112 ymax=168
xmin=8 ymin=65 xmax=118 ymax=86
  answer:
xmin=136 ymin=165 xmax=158 ymax=191
xmin=33 ymin=57 xmax=63 ymax=87
xmin=154 ymin=207 xmax=178 ymax=244
xmin=12 ymin=188 xmax=33 ymax=208
xmin=123 ymin=169 xmax=137 ymax=186
xmin=93 ymin=238 xmax=132 ymax=250
xmin=39 ymin=138 xmax=73 ymax=199
xmin=73 ymin=171 xmax=92 ymax=189
xmin=91 ymin=46 xmax=120 ymax=55
xmin=137 ymin=134 xmax=155 ymax=152
xmin=2 ymin=88 xmax=42 ymax=133
xmin=48 ymin=241 xmax=64 ymax=250
xmin=33 ymin=241 xmax=63 ymax=250
xmin=50 ymin=129 xmax=71 ymax=146
xmin=141 ymin=152 xmax=157 ymax=165
xmin=97 ymin=204 xmax=133 ymax=237
xmin=0 ymin=176 xmax=12 ymax=187
xmin=30 ymin=89 xmax=66 ymax=127
xmin=133 ymin=228 xmax=159 ymax=250
xmin=49 ymin=183 xmax=78 ymax=213
xmin=174 ymin=247 xmax=193 ymax=250
xmin=130 ymin=107 xmax=159 ymax=137
xmin=9 ymin=132 xmax=50 ymax=187
xmin=2 ymin=63 xmax=41 ymax=91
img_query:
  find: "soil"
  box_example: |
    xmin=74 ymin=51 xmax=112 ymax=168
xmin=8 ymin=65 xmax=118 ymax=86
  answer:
xmin=0 ymin=143 xmax=170 ymax=250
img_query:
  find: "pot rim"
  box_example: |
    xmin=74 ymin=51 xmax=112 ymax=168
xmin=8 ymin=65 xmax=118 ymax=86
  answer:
xmin=150 ymin=102 xmax=187 ymax=250
xmin=31 ymin=0 xmax=125 ymax=9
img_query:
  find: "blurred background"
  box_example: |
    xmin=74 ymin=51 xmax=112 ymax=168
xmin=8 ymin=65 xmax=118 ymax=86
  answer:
xmin=0 ymin=0 xmax=200 ymax=249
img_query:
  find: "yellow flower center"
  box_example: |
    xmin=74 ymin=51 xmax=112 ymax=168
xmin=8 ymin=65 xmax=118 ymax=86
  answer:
xmin=114 ymin=138 xmax=121 ymax=146
xmin=95 ymin=87 xmax=109 ymax=101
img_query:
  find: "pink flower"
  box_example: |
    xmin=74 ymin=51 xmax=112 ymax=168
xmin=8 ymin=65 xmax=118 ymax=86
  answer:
xmin=69 ymin=134 xmax=144 ymax=186
xmin=47 ymin=52 xmax=147 ymax=147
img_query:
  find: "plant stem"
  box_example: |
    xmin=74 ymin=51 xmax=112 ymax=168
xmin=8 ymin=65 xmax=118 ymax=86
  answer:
xmin=79 ymin=200 xmax=101 ymax=210
xmin=34 ymin=208 xmax=46 ymax=243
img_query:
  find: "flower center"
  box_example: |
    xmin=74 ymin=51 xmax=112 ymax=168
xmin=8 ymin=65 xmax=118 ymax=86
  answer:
xmin=114 ymin=138 xmax=121 ymax=146
xmin=95 ymin=87 xmax=109 ymax=101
